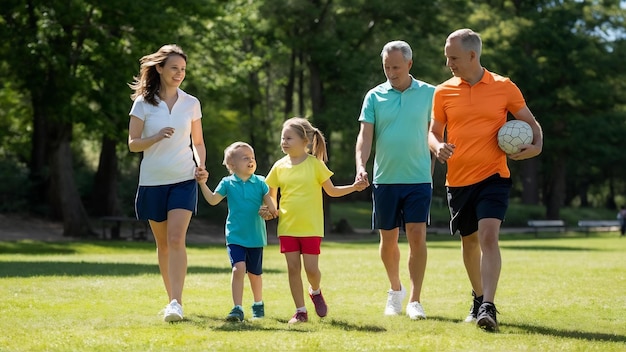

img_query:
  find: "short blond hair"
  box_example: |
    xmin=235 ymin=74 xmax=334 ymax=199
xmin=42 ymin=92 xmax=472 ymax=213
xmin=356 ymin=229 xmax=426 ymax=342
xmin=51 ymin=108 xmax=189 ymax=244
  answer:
xmin=223 ymin=141 xmax=254 ymax=174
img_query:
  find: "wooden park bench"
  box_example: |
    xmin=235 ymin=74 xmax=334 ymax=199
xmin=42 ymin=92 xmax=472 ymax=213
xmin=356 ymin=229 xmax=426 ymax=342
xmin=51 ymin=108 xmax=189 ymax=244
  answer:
xmin=527 ymin=220 xmax=566 ymax=237
xmin=577 ymin=220 xmax=621 ymax=236
xmin=100 ymin=216 xmax=148 ymax=241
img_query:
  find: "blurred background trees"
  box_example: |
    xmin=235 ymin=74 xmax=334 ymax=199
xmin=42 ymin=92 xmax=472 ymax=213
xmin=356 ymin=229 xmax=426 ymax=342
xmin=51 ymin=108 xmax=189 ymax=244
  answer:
xmin=1 ymin=0 xmax=624 ymax=236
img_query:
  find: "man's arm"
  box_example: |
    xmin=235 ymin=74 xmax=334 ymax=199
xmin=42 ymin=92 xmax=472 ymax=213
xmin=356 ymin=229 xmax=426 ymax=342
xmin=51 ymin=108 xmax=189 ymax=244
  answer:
xmin=428 ymin=119 xmax=455 ymax=164
xmin=355 ymin=122 xmax=373 ymax=183
xmin=510 ymin=105 xmax=543 ymax=160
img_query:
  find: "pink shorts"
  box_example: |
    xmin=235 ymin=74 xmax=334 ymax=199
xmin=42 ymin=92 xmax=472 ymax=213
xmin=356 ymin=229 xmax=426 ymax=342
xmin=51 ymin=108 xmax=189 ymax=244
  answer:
xmin=279 ymin=236 xmax=322 ymax=254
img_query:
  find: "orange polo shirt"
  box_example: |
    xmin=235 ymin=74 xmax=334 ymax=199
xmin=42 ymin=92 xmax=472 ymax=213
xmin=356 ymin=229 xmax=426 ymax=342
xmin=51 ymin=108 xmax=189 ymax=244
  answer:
xmin=432 ymin=69 xmax=526 ymax=187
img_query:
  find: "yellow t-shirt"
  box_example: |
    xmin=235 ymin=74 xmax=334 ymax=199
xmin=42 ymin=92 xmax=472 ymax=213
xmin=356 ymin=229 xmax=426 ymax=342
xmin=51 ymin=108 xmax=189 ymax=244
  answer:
xmin=265 ymin=155 xmax=334 ymax=237
xmin=432 ymin=69 xmax=526 ymax=187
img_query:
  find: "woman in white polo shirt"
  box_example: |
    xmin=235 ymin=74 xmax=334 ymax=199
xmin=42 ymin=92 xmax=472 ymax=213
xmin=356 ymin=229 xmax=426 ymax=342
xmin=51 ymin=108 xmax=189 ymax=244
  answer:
xmin=128 ymin=44 xmax=207 ymax=322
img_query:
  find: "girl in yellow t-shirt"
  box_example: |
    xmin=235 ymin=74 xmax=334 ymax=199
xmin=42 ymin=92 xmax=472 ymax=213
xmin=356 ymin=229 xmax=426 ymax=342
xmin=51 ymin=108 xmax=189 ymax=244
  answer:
xmin=265 ymin=117 xmax=368 ymax=324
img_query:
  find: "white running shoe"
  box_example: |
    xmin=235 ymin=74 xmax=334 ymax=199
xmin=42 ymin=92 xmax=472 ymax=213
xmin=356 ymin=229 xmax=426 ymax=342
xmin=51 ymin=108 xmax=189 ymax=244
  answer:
xmin=384 ymin=285 xmax=406 ymax=316
xmin=163 ymin=299 xmax=183 ymax=322
xmin=406 ymin=301 xmax=426 ymax=320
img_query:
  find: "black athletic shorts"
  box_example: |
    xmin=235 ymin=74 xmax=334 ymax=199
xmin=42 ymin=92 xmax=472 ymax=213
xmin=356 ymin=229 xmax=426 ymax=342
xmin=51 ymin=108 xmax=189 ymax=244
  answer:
xmin=446 ymin=174 xmax=512 ymax=236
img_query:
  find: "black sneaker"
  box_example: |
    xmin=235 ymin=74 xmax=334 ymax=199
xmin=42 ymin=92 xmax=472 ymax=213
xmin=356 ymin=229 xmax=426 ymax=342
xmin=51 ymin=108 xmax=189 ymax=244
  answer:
xmin=225 ymin=306 xmax=244 ymax=322
xmin=464 ymin=291 xmax=483 ymax=323
xmin=476 ymin=302 xmax=499 ymax=332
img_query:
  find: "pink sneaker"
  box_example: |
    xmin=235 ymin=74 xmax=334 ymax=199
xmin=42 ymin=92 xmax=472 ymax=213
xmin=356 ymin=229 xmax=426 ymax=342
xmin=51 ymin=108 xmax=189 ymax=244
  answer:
xmin=288 ymin=311 xmax=308 ymax=324
xmin=309 ymin=291 xmax=328 ymax=317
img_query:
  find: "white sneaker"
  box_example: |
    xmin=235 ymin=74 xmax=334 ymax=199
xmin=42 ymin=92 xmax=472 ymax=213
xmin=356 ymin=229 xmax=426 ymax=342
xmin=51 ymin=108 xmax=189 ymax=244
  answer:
xmin=406 ymin=301 xmax=426 ymax=320
xmin=163 ymin=299 xmax=183 ymax=322
xmin=384 ymin=285 xmax=406 ymax=316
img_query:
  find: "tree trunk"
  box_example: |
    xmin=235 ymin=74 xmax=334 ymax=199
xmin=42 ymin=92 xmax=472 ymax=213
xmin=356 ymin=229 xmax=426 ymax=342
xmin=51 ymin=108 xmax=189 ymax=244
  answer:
xmin=545 ymin=156 xmax=566 ymax=220
xmin=307 ymin=60 xmax=333 ymax=233
xmin=47 ymin=124 xmax=95 ymax=238
xmin=298 ymin=51 xmax=305 ymax=116
xmin=579 ymin=182 xmax=589 ymax=207
xmin=521 ymin=157 xmax=540 ymax=204
xmin=91 ymin=135 xmax=120 ymax=216
xmin=29 ymin=103 xmax=50 ymax=213
xmin=284 ymin=48 xmax=296 ymax=117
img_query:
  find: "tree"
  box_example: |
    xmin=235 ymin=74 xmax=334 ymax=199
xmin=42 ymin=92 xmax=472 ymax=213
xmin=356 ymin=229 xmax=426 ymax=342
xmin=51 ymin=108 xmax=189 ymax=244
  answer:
xmin=0 ymin=0 xmax=220 ymax=236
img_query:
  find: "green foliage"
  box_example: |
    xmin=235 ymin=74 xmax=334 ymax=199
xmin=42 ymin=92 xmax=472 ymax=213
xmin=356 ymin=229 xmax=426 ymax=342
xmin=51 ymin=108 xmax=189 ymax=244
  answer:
xmin=1 ymin=0 xmax=626 ymax=225
xmin=0 ymin=236 xmax=625 ymax=351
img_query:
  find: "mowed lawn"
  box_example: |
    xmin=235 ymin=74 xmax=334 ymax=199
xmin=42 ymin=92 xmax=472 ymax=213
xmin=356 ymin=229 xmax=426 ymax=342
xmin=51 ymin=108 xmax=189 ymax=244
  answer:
xmin=0 ymin=233 xmax=624 ymax=351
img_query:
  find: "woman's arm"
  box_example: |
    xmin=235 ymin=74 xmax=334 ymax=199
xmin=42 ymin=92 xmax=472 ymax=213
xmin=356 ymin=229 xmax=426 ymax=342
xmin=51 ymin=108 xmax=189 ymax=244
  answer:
xmin=128 ymin=115 xmax=174 ymax=153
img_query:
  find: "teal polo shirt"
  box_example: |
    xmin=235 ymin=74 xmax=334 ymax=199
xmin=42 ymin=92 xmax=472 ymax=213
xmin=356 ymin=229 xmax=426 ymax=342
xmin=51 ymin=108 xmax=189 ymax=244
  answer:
xmin=215 ymin=173 xmax=269 ymax=247
xmin=358 ymin=77 xmax=435 ymax=184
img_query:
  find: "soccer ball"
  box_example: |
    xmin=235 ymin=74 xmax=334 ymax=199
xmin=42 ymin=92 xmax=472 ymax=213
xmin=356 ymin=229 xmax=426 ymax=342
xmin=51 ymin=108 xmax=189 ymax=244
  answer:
xmin=497 ymin=120 xmax=533 ymax=154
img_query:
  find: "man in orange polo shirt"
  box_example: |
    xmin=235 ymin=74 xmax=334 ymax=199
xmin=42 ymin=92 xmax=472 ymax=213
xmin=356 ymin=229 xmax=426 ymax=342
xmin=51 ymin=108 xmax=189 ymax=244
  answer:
xmin=429 ymin=28 xmax=543 ymax=332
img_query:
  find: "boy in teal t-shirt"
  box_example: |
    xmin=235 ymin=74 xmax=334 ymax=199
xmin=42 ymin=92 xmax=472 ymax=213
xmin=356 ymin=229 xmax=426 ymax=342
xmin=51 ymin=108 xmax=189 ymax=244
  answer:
xmin=197 ymin=142 xmax=278 ymax=322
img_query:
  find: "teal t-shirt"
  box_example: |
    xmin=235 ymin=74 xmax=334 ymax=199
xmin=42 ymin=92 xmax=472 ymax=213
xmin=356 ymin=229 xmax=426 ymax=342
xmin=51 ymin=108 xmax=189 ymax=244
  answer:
xmin=359 ymin=77 xmax=435 ymax=184
xmin=215 ymin=173 xmax=268 ymax=247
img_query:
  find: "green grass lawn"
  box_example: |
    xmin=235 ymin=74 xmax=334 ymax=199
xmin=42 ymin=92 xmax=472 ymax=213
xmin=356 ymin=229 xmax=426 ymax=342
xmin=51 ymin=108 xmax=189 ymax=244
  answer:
xmin=1 ymin=233 xmax=625 ymax=351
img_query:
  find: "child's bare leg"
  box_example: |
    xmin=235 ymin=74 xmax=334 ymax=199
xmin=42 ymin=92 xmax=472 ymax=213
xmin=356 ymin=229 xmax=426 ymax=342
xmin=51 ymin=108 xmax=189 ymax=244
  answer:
xmin=248 ymin=273 xmax=262 ymax=302
xmin=231 ymin=261 xmax=246 ymax=306
xmin=302 ymin=254 xmax=321 ymax=291
xmin=284 ymin=252 xmax=305 ymax=308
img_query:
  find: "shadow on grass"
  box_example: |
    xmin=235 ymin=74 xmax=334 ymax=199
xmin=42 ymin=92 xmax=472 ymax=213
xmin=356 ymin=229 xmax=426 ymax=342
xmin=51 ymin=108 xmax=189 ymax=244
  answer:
xmin=0 ymin=261 xmax=283 ymax=278
xmin=499 ymin=245 xmax=599 ymax=251
xmin=326 ymin=318 xmax=386 ymax=332
xmin=505 ymin=322 xmax=626 ymax=343
xmin=428 ymin=315 xmax=625 ymax=343
xmin=183 ymin=316 xmax=387 ymax=333
xmin=0 ymin=241 xmax=80 ymax=255
xmin=184 ymin=314 xmax=299 ymax=332
xmin=0 ymin=240 xmax=225 ymax=255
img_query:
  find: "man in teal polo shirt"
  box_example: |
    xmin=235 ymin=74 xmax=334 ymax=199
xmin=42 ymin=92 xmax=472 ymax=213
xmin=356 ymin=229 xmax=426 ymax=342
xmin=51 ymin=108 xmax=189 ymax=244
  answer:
xmin=355 ymin=40 xmax=435 ymax=320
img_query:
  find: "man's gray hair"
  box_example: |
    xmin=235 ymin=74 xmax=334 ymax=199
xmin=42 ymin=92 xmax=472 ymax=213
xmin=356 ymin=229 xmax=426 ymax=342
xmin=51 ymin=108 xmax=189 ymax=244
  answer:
xmin=381 ymin=40 xmax=412 ymax=61
xmin=448 ymin=28 xmax=482 ymax=57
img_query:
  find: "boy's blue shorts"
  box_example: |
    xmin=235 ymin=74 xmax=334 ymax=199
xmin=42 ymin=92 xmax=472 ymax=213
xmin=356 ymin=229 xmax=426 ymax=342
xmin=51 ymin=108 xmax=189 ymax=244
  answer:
xmin=135 ymin=179 xmax=198 ymax=222
xmin=227 ymin=244 xmax=264 ymax=275
xmin=372 ymin=183 xmax=432 ymax=231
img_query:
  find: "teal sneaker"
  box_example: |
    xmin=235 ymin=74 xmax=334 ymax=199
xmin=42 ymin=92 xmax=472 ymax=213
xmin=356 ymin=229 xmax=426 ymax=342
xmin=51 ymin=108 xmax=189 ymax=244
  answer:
xmin=226 ymin=306 xmax=244 ymax=322
xmin=252 ymin=302 xmax=265 ymax=319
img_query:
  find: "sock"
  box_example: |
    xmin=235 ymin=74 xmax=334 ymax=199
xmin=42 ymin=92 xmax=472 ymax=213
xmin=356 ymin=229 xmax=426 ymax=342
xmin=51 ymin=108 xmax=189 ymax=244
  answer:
xmin=296 ymin=306 xmax=307 ymax=313
xmin=253 ymin=301 xmax=263 ymax=306
xmin=309 ymin=287 xmax=321 ymax=295
xmin=234 ymin=305 xmax=243 ymax=310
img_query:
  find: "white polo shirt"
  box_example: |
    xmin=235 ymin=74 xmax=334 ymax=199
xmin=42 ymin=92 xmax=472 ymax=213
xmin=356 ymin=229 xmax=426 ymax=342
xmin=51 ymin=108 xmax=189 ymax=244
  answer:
xmin=129 ymin=88 xmax=202 ymax=186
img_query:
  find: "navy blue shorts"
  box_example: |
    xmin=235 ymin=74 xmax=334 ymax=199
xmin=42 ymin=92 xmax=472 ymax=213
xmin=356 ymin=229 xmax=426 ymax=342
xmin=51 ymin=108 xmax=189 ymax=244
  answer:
xmin=227 ymin=244 xmax=264 ymax=275
xmin=446 ymin=174 xmax=512 ymax=236
xmin=135 ymin=179 xmax=198 ymax=222
xmin=372 ymin=183 xmax=432 ymax=231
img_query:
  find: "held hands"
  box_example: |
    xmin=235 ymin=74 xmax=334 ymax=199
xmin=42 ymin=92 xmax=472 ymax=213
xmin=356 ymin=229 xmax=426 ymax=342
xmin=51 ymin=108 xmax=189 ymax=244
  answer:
xmin=434 ymin=142 xmax=456 ymax=163
xmin=353 ymin=174 xmax=370 ymax=191
xmin=258 ymin=205 xmax=279 ymax=220
xmin=355 ymin=168 xmax=370 ymax=189
xmin=195 ymin=167 xmax=208 ymax=184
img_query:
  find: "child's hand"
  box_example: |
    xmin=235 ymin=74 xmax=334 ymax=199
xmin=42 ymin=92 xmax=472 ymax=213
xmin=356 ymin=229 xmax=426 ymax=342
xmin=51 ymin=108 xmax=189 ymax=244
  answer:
xmin=354 ymin=177 xmax=369 ymax=191
xmin=259 ymin=205 xmax=278 ymax=220
xmin=195 ymin=168 xmax=209 ymax=184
